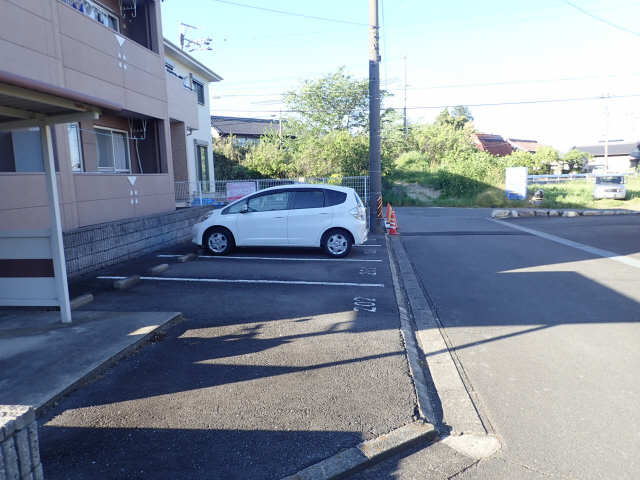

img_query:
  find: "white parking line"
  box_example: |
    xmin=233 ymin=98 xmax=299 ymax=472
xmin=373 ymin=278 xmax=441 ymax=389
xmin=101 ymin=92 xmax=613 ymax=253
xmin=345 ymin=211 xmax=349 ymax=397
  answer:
xmin=98 ymin=275 xmax=385 ymax=288
xmin=355 ymin=244 xmax=381 ymax=247
xmin=157 ymin=254 xmax=382 ymax=263
xmin=492 ymin=218 xmax=640 ymax=270
xmin=199 ymin=256 xmax=381 ymax=263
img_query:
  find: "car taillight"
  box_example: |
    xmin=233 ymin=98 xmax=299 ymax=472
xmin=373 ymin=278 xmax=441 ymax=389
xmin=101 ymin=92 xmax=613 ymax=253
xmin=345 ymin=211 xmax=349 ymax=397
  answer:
xmin=350 ymin=207 xmax=365 ymax=221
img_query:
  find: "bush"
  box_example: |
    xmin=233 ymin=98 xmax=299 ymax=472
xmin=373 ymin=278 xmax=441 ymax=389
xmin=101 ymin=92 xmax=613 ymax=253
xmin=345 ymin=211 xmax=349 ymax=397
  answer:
xmin=436 ymin=150 xmax=503 ymax=197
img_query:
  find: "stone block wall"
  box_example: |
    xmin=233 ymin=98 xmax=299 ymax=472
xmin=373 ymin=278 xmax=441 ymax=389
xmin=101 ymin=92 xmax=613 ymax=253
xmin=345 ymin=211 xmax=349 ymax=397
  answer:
xmin=64 ymin=207 xmax=211 ymax=278
xmin=0 ymin=406 xmax=43 ymax=480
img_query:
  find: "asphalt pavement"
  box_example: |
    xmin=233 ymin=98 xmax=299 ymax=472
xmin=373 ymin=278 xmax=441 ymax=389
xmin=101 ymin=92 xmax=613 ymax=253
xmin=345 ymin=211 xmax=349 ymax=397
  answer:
xmin=38 ymin=238 xmax=418 ymax=480
xmin=374 ymin=207 xmax=640 ymax=479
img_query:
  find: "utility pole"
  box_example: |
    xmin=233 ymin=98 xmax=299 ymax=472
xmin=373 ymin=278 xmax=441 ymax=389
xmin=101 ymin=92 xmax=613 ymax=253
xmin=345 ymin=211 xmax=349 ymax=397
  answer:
xmin=368 ymin=0 xmax=382 ymax=233
xmin=403 ymin=55 xmax=408 ymax=135
xmin=604 ymin=102 xmax=610 ymax=172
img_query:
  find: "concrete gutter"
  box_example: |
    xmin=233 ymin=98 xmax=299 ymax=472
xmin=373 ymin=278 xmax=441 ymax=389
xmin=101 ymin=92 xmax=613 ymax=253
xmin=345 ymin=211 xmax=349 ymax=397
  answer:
xmin=281 ymin=421 xmax=437 ymax=480
xmin=386 ymin=235 xmax=489 ymax=436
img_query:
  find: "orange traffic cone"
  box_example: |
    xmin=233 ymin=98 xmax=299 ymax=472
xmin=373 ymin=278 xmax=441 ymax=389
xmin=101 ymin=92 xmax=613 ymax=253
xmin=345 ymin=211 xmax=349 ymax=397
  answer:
xmin=386 ymin=203 xmax=393 ymax=223
xmin=389 ymin=210 xmax=398 ymax=235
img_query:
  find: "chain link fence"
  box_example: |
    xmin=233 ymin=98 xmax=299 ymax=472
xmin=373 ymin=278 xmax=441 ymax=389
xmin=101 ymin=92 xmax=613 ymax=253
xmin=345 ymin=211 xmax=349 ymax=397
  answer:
xmin=176 ymin=176 xmax=370 ymax=207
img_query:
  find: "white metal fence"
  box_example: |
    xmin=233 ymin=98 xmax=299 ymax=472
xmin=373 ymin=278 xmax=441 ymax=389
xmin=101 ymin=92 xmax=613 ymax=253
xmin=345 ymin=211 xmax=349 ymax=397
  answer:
xmin=527 ymin=173 xmax=590 ymax=184
xmin=175 ymin=176 xmax=370 ymax=207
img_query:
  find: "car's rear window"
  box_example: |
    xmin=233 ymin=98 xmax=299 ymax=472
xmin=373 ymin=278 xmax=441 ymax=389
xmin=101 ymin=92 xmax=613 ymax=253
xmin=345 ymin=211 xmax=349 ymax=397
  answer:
xmin=596 ymin=176 xmax=624 ymax=184
xmin=324 ymin=189 xmax=347 ymax=207
xmin=292 ymin=190 xmax=325 ymax=209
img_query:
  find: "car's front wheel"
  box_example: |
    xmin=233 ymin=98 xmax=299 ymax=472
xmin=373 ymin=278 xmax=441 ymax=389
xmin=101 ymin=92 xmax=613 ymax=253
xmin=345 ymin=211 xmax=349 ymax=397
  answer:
xmin=322 ymin=229 xmax=352 ymax=258
xmin=204 ymin=227 xmax=234 ymax=256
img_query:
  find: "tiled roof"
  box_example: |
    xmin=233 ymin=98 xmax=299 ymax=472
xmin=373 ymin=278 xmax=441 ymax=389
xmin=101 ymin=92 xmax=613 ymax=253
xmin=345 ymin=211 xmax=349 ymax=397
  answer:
xmin=508 ymin=138 xmax=539 ymax=153
xmin=572 ymin=142 xmax=638 ymax=157
xmin=472 ymin=134 xmax=513 ymax=156
xmin=211 ymin=116 xmax=280 ymax=137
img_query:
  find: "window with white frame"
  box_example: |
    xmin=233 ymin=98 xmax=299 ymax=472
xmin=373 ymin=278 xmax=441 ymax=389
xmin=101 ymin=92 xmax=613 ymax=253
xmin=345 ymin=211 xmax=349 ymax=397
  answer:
xmin=61 ymin=0 xmax=120 ymax=32
xmin=96 ymin=128 xmax=130 ymax=173
xmin=67 ymin=123 xmax=84 ymax=171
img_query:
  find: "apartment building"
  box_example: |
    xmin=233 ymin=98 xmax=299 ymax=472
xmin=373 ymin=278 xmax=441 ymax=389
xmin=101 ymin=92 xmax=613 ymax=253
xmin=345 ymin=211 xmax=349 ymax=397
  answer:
xmin=164 ymin=39 xmax=222 ymax=205
xmin=1 ymin=0 xmax=174 ymax=231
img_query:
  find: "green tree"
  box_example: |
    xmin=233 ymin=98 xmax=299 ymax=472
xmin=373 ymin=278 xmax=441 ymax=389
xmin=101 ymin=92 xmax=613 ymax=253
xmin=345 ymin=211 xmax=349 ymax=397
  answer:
xmin=284 ymin=67 xmax=370 ymax=134
xmin=412 ymin=122 xmax=475 ymax=169
xmin=243 ymin=132 xmax=293 ymax=178
xmin=435 ymin=106 xmax=474 ymax=130
xmin=562 ymin=149 xmax=590 ymax=172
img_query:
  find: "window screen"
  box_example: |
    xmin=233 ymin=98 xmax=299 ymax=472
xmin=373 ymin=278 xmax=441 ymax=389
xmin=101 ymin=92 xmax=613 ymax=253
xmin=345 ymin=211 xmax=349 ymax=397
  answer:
xmin=97 ymin=129 xmax=130 ymax=172
xmin=97 ymin=131 xmax=114 ymax=170
xmin=113 ymin=132 xmax=129 ymax=171
xmin=324 ymin=189 xmax=347 ymax=207
xmin=292 ymin=190 xmax=325 ymax=209
xmin=67 ymin=124 xmax=83 ymax=171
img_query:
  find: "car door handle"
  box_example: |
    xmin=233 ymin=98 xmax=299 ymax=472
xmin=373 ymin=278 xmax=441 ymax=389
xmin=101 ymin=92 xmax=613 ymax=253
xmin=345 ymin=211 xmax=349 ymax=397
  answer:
xmin=274 ymin=216 xmax=285 ymax=219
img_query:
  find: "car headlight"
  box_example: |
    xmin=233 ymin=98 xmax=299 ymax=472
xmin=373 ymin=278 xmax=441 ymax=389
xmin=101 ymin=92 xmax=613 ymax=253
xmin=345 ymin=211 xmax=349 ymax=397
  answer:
xmin=197 ymin=210 xmax=216 ymax=223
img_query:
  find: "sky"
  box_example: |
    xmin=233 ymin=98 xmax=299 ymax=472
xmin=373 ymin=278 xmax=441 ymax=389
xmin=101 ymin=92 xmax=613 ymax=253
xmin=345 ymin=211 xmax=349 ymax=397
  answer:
xmin=161 ymin=0 xmax=640 ymax=152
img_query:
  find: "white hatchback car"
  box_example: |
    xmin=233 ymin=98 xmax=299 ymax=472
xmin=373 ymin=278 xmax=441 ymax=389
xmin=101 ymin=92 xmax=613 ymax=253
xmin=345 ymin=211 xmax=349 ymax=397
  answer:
xmin=192 ymin=184 xmax=368 ymax=258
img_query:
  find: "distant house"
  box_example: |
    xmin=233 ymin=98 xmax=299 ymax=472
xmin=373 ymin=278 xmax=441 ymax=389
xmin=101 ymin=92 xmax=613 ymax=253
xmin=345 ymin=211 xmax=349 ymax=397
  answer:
xmin=472 ymin=134 xmax=513 ymax=156
xmin=164 ymin=39 xmax=222 ymax=201
xmin=572 ymin=142 xmax=639 ymax=172
xmin=507 ymin=138 xmax=540 ymax=153
xmin=211 ymin=116 xmax=282 ymax=146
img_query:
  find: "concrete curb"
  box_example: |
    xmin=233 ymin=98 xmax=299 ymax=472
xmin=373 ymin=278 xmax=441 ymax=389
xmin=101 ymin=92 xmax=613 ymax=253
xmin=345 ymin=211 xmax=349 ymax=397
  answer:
xmin=177 ymin=253 xmax=196 ymax=263
xmin=386 ymin=235 xmax=437 ymax=423
xmin=70 ymin=293 xmax=93 ymax=310
xmin=281 ymin=421 xmax=437 ymax=480
xmin=388 ymin=235 xmax=488 ymax=436
xmin=492 ymin=208 xmax=639 ymax=219
xmin=148 ymin=263 xmax=169 ymax=274
xmin=113 ymin=275 xmax=141 ymax=290
xmin=36 ymin=313 xmax=184 ymax=416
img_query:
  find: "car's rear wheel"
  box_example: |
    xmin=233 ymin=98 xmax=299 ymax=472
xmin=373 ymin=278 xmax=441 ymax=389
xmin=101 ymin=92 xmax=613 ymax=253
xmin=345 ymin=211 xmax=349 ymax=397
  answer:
xmin=322 ymin=229 xmax=352 ymax=258
xmin=204 ymin=227 xmax=234 ymax=256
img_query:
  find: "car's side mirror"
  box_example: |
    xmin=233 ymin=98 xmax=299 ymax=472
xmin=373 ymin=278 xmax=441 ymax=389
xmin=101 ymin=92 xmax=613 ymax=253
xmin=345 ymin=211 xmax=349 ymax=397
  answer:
xmin=240 ymin=204 xmax=249 ymax=214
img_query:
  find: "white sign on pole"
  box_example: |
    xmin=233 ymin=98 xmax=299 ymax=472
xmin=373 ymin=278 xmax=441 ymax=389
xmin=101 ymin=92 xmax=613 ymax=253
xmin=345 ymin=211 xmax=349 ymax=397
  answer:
xmin=505 ymin=167 xmax=528 ymax=200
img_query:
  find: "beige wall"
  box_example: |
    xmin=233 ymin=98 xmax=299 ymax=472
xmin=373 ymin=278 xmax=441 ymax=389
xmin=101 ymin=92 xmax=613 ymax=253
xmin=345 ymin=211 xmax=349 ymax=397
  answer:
xmin=170 ymin=121 xmax=188 ymax=182
xmin=0 ymin=1 xmax=168 ymax=117
xmin=0 ymin=1 xmax=176 ymax=231
xmin=0 ymin=171 xmax=174 ymax=231
xmin=166 ymin=73 xmax=199 ymax=129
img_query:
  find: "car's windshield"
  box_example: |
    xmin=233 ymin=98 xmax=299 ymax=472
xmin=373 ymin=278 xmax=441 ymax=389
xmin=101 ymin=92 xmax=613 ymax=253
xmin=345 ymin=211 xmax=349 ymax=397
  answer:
xmin=596 ymin=176 xmax=624 ymax=184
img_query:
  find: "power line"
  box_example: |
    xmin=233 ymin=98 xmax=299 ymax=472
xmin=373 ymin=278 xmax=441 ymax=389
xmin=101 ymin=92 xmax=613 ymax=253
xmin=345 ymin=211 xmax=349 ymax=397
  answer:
xmin=213 ymin=72 xmax=640 ymax=96
xmin=562 ymin=0 xmax=640 ymax=38
xmin=390 ymin=73 xmax=640 ymax=91
xmin=207 ymin=0 xmax=369 ymax=27
xmin=212 ymin=92 xmax=640 ymax=113
xmin=400 ymin=93 xmax=640 ymax=110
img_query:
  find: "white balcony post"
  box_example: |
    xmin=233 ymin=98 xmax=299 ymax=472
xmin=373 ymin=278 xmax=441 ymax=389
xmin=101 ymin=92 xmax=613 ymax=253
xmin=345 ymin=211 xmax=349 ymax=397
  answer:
xmin=41 ymin=123 xmax=71 ymax=323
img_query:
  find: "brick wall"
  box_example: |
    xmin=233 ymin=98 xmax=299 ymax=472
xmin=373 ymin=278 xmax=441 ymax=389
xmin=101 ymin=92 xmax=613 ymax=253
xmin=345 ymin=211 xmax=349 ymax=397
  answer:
xmin=64 ymin=207 xmax=211 ymax=278
xmin=0 ymin=406 xmax=43 ymax=480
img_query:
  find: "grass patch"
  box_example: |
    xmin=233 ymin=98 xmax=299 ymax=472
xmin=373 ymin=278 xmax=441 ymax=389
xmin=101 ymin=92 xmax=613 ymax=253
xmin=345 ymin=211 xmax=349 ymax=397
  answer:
xmin=530 ymin=176 xmax=640 ymax=210
xmin=384 ymin=175 xmax=640 ymax=209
